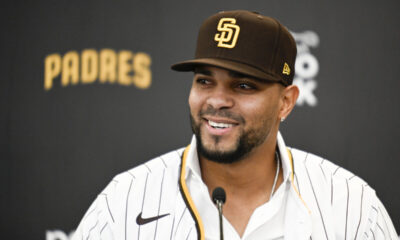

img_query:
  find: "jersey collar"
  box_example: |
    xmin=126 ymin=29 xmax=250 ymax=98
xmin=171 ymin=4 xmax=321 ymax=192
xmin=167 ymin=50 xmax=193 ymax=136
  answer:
xmin=184 ymin=132 xmax=294 ymax=184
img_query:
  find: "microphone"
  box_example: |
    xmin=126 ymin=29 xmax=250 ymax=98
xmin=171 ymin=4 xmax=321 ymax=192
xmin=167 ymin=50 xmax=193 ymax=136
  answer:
xmin=212 ymin=187 xmax=226 ymax=240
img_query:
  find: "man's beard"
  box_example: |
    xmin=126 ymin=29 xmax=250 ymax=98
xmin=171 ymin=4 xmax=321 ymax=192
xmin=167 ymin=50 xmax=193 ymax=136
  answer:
xmin=190 ymin=107 xmax=270 ymax=164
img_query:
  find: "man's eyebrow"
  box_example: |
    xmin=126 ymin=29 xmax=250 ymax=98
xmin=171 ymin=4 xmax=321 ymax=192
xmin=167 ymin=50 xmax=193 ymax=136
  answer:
xmin=228 ymin=71 xmax=267 ymax=83
xmin=228 ymin=71 xmax=248 ymax=79
xmin=194 ymin=68 xmax=212 ymax=76
xmin=194 ymin=68 xmax=247 ymax=78
xmin=193 ymin=68 xmax=267 ymax=83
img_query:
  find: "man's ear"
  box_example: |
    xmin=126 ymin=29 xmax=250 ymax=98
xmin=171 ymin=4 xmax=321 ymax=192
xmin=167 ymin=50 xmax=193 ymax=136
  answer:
xmin=279 ymin=85 xmax=299 ymax=120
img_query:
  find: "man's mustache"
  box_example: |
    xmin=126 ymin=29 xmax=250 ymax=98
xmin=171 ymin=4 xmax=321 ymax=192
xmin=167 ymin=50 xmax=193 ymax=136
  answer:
xmin=198 ymin=106 xmax=245 ymax=124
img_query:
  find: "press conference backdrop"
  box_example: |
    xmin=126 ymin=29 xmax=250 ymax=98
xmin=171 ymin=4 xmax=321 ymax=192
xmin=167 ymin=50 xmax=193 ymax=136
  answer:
xmin=1 ymin=1 xmax=399 ymax=239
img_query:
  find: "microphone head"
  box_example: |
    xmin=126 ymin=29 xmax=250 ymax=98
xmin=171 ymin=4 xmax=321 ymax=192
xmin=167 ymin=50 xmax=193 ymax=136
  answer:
xmin=212 ymin=187 xmax=226 ymax=204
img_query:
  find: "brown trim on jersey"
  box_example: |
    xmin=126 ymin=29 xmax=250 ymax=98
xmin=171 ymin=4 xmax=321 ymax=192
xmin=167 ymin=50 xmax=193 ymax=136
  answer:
xmin=178 ymin=145 xmax=205 ymax=240
xmin=287 ymin=148 xmax=311 ymax=213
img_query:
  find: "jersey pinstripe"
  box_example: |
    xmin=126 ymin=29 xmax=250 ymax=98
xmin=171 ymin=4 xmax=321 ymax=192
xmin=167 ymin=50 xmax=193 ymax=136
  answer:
xmin=72 ymin=137 xmax=397 ymax=240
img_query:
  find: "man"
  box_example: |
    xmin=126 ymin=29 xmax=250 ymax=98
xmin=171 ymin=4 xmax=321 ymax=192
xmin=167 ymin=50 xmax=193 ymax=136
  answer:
xmin=72 ymin=10 xmax=397 ymax=240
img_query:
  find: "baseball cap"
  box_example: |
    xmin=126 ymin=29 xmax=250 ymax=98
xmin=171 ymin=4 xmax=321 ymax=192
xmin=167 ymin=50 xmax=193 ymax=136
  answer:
xmin=171 ymin=10 xmax=297 ymax=86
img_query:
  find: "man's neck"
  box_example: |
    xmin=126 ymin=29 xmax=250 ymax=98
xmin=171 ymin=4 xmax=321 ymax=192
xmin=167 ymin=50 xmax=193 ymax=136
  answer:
xmin=199 ymin=136 xmax=283 ymax=237
xmin=199 ymin=139 xmax=279 ymax=199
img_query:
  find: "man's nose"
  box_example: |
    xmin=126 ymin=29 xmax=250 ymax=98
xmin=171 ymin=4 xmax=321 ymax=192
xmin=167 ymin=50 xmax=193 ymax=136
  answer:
xmin=205 ymin=87 xmax=234 ymax=109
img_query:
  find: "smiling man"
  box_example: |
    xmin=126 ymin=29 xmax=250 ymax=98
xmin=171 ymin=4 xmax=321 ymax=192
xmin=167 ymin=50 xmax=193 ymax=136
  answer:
xmin=186 ymin=65 xmax=298 ymax=237
xmin=72 ymin=10 xmax=397 ymax=240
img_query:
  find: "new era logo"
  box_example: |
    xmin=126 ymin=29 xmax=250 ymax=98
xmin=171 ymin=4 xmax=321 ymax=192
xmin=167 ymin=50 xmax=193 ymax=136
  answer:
xmin=282 ymin=62 xmax=291 ymax=75
xmin=214 ymin=18 xmax=240 ymax=48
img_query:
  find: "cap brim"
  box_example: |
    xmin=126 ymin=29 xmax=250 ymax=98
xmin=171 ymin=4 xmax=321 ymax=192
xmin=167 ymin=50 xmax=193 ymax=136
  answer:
xmin=171 ymin=58 xmax=282 ymax=83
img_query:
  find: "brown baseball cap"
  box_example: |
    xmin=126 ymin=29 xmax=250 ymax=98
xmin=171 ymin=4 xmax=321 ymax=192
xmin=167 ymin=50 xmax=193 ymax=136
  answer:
xmin=171 ymin=10 xmax=297 ymax=86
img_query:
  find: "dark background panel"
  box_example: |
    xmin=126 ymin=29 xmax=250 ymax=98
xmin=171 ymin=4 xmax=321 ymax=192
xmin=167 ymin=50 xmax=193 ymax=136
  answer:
xmin=1 ymin=0 xmax=399 ymax=239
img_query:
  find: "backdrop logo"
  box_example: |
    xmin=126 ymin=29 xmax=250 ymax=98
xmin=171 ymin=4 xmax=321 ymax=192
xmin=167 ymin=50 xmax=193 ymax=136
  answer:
xmin=44 ymin=49 xmax=152 ymax=91
xmin=214 ymin=18 xmax=240 ymax=48
xmin=292 ymin=31 xmax=320 ymax=107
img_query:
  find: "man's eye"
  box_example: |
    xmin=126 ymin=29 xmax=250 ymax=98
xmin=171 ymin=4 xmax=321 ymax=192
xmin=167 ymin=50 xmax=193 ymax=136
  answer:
xmin=237 ymin=83 xmax=255 ymax=90
xmin=196 ymin=78 xmax=211 ymax=85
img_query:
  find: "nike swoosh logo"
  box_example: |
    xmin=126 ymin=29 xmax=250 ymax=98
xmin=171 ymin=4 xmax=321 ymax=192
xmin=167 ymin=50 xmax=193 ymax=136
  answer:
xmin=136 ymin=212 xmax=170 ymax=225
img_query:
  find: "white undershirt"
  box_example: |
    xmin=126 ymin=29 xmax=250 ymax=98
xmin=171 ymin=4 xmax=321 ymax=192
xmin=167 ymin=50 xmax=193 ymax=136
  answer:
xmin=185 ymin=137 xmax=291 ymax=240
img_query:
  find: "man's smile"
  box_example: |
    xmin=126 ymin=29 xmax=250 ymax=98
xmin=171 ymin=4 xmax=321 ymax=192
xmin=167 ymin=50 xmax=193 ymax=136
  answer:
xmin=208 ymin=120 xmax=234 ymax=129
xmin=202 ymin=117 xmax=239 ymax=136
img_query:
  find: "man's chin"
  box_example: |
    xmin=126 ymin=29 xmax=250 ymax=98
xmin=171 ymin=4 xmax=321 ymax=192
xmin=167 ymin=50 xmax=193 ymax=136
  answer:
xmin=201 ymin=131 xmax=237 ymax=146
xmin=196 ymin=138 xmax=246 ymax=164
xmin=200 ymin=137 xmax=238 ymax=154
xmin=202 ymin=147 xmax=236 ymax=157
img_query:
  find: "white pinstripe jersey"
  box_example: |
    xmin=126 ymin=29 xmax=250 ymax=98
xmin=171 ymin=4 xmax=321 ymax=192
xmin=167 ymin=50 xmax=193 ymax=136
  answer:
xmin=72 ymin=134 xmax=398 ymax=240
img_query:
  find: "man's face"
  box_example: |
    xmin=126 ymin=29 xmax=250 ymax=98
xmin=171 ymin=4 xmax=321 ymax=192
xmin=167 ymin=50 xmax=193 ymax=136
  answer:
xmin=189 ymin=66 xmax=283 ymax=164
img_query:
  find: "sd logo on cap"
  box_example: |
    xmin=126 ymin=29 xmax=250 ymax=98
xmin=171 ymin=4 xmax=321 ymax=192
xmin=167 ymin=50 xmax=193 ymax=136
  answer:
xmin=214 ymin=18 xmax=241 ymax=48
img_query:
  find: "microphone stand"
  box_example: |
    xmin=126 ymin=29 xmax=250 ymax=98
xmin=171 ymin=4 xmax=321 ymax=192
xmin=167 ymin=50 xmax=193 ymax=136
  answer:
xmin=212 ymin=187 xmax=226 ymax=240
xmin=216 ymin=199 xmax=224 ymax=240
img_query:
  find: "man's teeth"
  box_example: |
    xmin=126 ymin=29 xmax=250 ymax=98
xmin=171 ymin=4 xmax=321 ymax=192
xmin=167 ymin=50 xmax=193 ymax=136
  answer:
xmin=208 ymin=120 xmax=233 ymax=129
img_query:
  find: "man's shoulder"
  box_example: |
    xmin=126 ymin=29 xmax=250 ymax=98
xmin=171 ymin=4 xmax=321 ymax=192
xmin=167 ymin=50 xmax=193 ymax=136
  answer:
xmin=92 ymin=147 xmax=186 ymax=224
xmin=110 ymin=147 xmax=185 ymax=186
xmin=99 ymin=147 xmax=185 ymax=200
xmin=290 ymin=147 xmax=370 ymax=188
xmin=73 ymin=147 xmax=188 ymax=238
xmin=287 ymin=149 xmax=398 ymax=238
